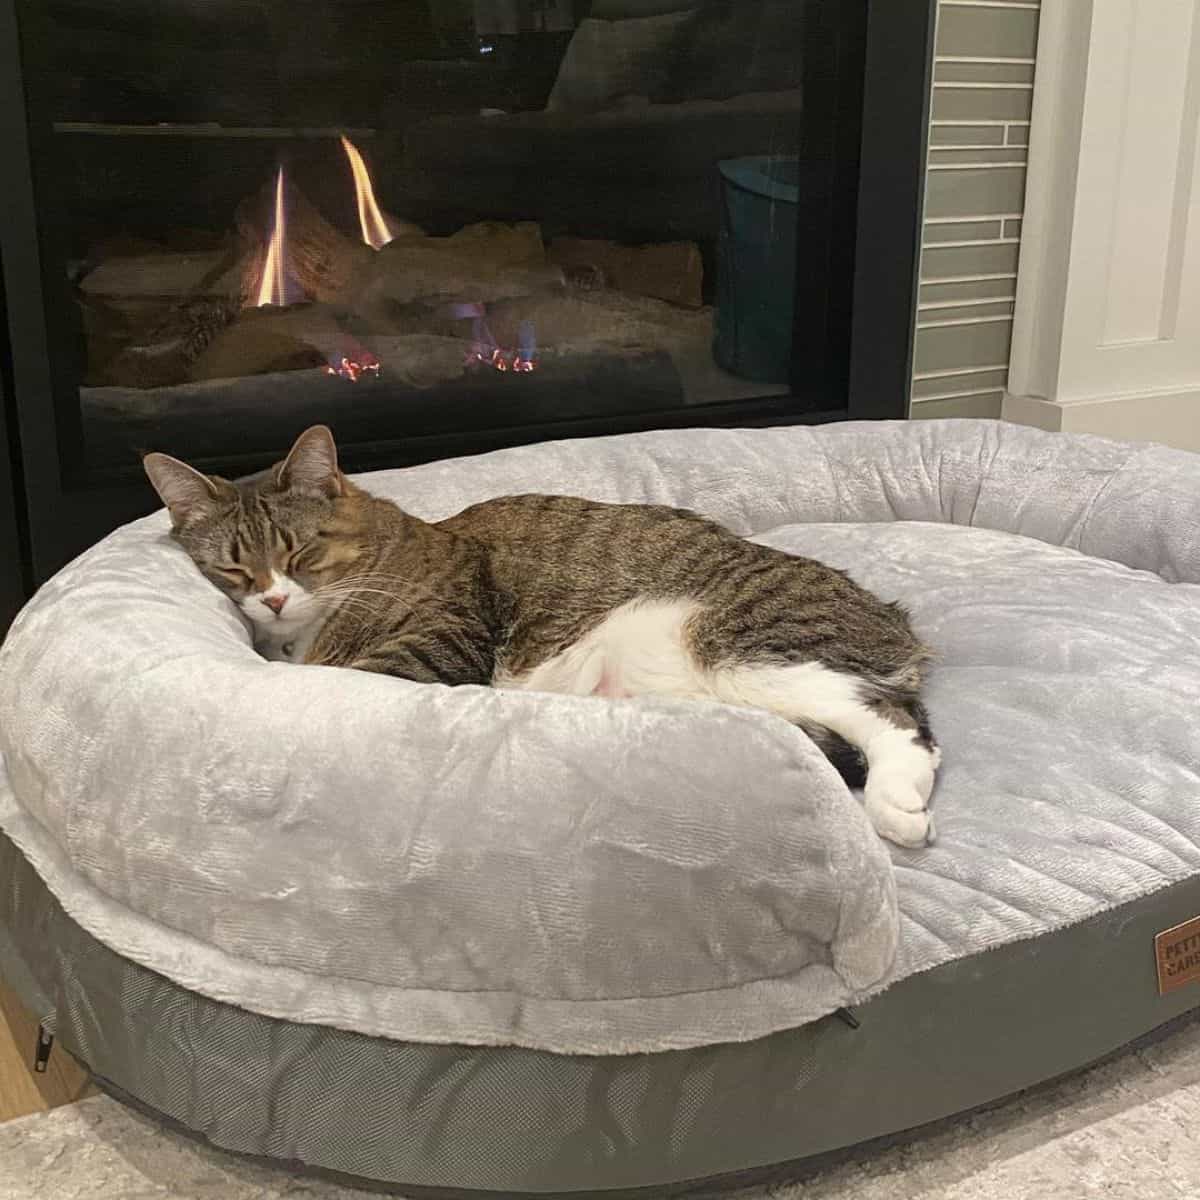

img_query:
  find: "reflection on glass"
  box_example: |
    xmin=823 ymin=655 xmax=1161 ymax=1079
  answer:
xmin=34 ymin=1 xmax=840 ymax=469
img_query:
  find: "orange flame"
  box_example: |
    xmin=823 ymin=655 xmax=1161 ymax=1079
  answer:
xmin=254 ymin=167 xmax=294 ymax=307
xmin=325 ymin=354 xmax=381 ymax=382
xmin=341 ymin=135 xmax=394 ymax=250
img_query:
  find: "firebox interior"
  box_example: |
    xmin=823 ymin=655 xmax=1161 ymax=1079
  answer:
xmin=43 ymin=1 xmax=841 ymax=477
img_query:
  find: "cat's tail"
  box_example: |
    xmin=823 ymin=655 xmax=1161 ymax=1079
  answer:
xmin=798 ymin=722 xmax=868 ymax=790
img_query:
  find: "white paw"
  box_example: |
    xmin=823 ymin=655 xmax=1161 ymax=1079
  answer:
xmin=866 ymin=731 xmax=938 ymax=806
xmin=907 ymin=747 xmax=939 ymax=805
xmin=865 ymin=761 xmax=938 ymax=848
xmin=866 ymin=773 xmax=927 ymax=813
xmin=865 ymin=794 xmax=935 ymax=848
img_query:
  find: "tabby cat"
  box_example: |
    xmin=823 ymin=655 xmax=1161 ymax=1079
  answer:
xmin=144 ymin=426 xmax=940 ymax=847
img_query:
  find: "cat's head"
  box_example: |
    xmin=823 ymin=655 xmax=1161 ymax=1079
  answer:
xmin=143 ymin=425 xmax=353 ymax=637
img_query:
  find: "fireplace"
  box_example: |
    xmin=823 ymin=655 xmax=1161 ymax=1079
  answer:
xmin=0 ymin=0 xmax=935 ymax=609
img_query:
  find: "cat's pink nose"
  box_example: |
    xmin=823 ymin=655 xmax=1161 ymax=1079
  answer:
xmin=261 ymin=594 xmax=288 ymax=616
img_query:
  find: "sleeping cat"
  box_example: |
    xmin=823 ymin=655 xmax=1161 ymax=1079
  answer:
xmin=144 ymin=425 xmax=940 ymax=847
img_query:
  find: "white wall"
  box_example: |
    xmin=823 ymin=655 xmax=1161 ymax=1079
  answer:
xmin=1005 ymin=0 xmax=1200 ymax=449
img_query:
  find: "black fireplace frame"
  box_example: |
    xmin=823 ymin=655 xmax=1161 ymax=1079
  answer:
xmin=0 ymin=0 xmax=936 ymax=616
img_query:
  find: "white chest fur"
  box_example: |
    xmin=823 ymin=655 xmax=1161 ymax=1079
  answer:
xmin=255 ymin=620 xmax=323 ymax=664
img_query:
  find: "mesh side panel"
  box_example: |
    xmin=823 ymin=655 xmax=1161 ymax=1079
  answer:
xmin=6 ymin=832 xmax=1200 ymax=1194
xmin=0 ymin=832 xmax=835 ymax=1193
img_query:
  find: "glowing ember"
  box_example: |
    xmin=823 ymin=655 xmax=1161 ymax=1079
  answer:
xmin=341 ymin=135 xmax=394 ymax=250
xmin=459 ymin=305 xmax=539 ymax=374
xmin=325 ymin=352 xmax=381 ymax=382
xmin=254 ymin=167 xmax=301 ymax=308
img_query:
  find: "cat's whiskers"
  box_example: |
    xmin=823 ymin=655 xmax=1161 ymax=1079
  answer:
xmin=312 ymin=584 xmax=424 ymax=626
xmin=317 ymin=576 xmax=427 ymax=598
xmin=313 ymin=573 xmax=462 ymax=617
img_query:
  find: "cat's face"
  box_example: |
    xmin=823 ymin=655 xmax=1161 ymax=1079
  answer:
xmin=144 ymin=425 xmax=350 ymax=639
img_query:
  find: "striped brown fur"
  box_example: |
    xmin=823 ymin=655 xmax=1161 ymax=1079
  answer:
xmin=144 ymin=427 xmax=936 ymax=793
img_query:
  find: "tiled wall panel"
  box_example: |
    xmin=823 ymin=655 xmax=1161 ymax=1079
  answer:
xmin=911 ymin=0 xmax=1040 ymax=420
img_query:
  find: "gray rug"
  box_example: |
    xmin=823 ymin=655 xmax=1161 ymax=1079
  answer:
xmin=3 ymin=1014 xmax=1200 ymax=1200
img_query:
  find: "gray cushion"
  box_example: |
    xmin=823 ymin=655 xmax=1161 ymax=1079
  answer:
xmin=545 ymin=12 xmax=695 ymax=112
xmin=661 ymin=0 xmax=806 ymax=102
xmin=2 ymin=420 xmax=1199 ymax=1058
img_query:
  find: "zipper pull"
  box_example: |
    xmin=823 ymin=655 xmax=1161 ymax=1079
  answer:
xmin=33 ymin=1024 xmax=54 ymax=1073
xmin=835 ymin=1006 xmax=861 ymax=1030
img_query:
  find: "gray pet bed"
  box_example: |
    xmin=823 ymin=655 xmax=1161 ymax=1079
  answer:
xmin=1 ymin=418 xmax=1199 ymax=1194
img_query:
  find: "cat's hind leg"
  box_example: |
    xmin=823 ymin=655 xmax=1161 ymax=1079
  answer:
xmin=710 ymin=662 xmax=939 ymax=848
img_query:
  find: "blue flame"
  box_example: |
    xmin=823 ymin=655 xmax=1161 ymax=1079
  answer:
xmin=516 ymin=321 xmax=537 ymax=361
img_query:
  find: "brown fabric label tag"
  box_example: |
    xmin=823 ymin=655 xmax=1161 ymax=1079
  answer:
xmin=1155 ymin=915 xmax=1200 ymax=995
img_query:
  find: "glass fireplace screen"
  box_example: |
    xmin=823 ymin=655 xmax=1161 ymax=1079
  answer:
xmin=19 ymin=0 xmax=859 ymax=476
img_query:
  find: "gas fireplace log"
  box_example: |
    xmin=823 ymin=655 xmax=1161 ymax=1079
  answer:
xmin=236 ymin=178 xmax=374 ymax=304
xmin=89 ymin=242 xmax=250 ymax=388
xmin=80 ymin=348 xmax=684 ymax=471
xmin=98 ymin=297 xmax=242 ymax=389
xmin=346 ymin=231 xmax=565 ymax=316
xmin=185 ymin=303 xmax=353 ymax=383
xmin=79 ymin=249 xmax=242 ymax=307
xmin=482 ymin=287 xmax=713 ymax=356
xmin=548 ymin=238 xmax=705 ymax=310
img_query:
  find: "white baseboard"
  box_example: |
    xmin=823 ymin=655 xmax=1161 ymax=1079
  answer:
xmin=998 ymin=393 xmax=1064 ymax=433
xmin=1002 ymin=388 xmax=1200 ymax=451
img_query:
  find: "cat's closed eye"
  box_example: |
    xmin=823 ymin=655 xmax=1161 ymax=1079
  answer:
xmin=284 ymin=544 xmax=312 ymax=574
xmin=270 ymin=528 xmax=306 ymax=574
xmin=213 ymin=564 xmax=252 ymax=587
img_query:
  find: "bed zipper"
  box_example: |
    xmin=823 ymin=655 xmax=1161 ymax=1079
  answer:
xmin=33 ymin=1011 xmax=56 ymax=1073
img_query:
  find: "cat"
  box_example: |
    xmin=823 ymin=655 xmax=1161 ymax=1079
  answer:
xmin=143 ymin=425 xmax=940 ymax=847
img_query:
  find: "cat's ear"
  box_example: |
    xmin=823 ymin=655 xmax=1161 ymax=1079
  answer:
xmin=275 ymin=425 xmax=344 ymax=498
xmin=143 ymin=453 xmax=222 ymax=528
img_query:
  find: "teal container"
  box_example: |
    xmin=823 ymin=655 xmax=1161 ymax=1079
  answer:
xmin=714 ymin=155 xmax=801 ymax=383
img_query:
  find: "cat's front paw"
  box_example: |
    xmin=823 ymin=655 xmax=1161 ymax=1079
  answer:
xmin=864 ymin=778 xmax=935 ymax=848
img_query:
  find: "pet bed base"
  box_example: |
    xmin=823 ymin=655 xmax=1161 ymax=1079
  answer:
xmin=4 ymin=830 xmax=1197 ymax=1196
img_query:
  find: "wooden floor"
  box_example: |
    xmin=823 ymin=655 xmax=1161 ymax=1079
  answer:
xmin=0 ymin=976 xmax=93 ymax=1123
